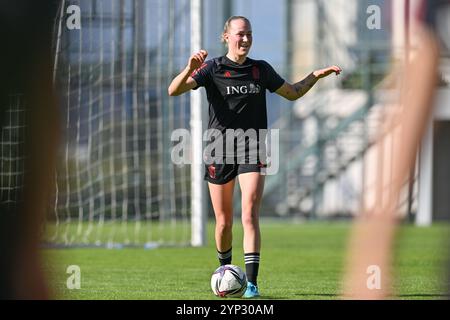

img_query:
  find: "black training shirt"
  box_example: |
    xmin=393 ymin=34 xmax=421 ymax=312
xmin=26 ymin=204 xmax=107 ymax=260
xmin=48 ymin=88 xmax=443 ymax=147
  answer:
xmin=191 ymin=56 xmax=285 ymax=132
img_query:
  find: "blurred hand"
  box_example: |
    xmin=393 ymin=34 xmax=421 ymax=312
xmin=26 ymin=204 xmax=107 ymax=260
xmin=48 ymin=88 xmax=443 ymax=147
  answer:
xmin=188 ymin=50 xmax=208 ymax=72
xmin=313 ymin=65 xmax=342 ymax=79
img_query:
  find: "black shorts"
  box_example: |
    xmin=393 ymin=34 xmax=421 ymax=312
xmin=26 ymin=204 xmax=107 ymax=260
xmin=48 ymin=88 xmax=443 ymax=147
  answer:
xmin=204 ymin=161 xmax=267 ymax=185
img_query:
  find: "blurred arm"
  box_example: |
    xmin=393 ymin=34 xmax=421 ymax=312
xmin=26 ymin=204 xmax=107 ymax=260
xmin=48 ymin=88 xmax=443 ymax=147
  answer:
xmin=341 ymin=27 xmax=439 ymax=300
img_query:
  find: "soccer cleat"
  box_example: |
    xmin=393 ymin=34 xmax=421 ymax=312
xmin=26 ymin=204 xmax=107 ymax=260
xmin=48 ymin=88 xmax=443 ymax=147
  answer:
xmin=242 ymin=281 xmax=260 ymax=298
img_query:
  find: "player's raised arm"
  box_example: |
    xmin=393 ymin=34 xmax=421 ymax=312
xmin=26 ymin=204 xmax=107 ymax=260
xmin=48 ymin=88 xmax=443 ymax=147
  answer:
xmin=168 ymin=50 xmax=208 ymax=96
xmin=275 ymin=65 xmax=342 ymax=101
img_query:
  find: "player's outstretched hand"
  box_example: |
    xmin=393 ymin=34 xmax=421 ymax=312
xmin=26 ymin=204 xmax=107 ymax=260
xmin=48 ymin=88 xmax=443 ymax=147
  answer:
xmin=313 ymin=65 xmax=342 ymax=79
xmin=188 ymin=50 xmax=208 ymax=72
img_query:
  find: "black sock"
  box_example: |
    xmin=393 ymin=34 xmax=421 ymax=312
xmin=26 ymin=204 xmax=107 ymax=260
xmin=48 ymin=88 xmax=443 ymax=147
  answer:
xmin=244 ymin=252 xmax=260 ymax=286
xmin=217 ymin=248 xmax=232 ymax=266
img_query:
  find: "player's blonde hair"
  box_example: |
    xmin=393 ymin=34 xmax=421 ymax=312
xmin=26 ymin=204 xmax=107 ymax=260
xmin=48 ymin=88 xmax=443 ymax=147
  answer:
xmin=221 ymin=16 xmax=251 ymax=44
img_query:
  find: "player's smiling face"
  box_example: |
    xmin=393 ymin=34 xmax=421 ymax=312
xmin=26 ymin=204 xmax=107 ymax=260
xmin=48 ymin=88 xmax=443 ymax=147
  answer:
xmin=225 ymin=19 xmax=252 ymax=58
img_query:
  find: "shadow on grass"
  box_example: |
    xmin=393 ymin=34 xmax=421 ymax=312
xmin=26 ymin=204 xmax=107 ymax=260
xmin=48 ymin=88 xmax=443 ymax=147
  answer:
xmin=256 ymin=293 xmax=339 ymax=300
xmin=396 ymin=293 xmax=450 ymax=298
xmin=254 ymin=296 xmax=290 ymax=300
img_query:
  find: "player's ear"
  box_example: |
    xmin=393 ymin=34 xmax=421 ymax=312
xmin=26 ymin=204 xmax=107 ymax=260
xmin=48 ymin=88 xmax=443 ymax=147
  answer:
xmin=223 ymin=32 xmax=229 ymax=43
xmin=221 ymin=33 xmax=229 ymax=47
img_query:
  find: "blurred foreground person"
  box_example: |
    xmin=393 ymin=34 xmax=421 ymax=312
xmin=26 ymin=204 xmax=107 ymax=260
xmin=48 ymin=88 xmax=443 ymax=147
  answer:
xmin=0 ymin=1 xmax=59 ymax=299
xmin=342 ymin=0 xmax=445 ymax=299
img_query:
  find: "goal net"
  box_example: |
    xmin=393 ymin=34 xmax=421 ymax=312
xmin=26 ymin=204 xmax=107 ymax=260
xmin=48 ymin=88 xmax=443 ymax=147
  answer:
xmin=47 ymin=0 xmax=193 ymax=248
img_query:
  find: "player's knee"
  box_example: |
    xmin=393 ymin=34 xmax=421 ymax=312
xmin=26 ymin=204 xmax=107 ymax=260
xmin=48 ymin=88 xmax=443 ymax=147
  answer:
xmin=216 ymin=219 xmax=233 ymax=233
xmin=241 ymin=210 xmax=259 ymax=228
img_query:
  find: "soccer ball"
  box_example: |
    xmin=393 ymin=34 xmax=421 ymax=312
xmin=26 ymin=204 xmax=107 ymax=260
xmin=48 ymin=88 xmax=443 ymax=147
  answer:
xmin=211 ymin=264 xmax=247 ymax=298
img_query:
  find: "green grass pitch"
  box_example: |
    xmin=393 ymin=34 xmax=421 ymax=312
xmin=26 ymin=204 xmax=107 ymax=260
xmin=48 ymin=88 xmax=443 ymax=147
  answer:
xmin=43 ymin=221 xmax=449 ymax=300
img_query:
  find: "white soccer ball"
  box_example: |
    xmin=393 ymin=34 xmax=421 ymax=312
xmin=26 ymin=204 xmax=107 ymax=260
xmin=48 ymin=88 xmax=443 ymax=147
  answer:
xmin=211 ymin=264 xmax=247 ymax=298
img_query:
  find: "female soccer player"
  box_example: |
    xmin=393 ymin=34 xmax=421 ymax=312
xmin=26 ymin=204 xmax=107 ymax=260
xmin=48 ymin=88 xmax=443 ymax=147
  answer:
xmin=168 ymin=16 xmax=341 ymax=298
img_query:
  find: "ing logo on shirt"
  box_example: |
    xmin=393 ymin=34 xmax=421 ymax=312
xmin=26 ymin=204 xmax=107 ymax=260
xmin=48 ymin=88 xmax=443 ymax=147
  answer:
xmin=225 ymin=83 xmax=261 ymax=95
